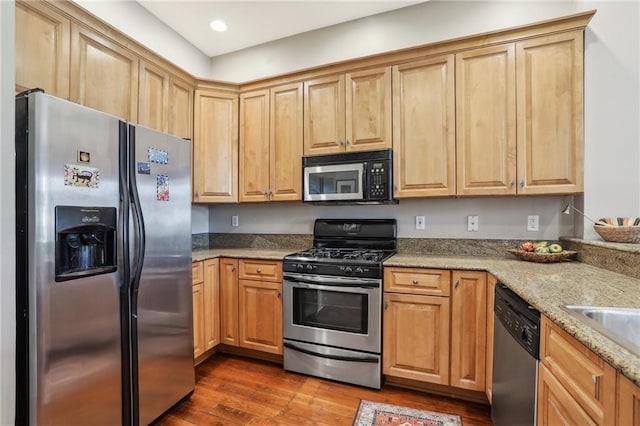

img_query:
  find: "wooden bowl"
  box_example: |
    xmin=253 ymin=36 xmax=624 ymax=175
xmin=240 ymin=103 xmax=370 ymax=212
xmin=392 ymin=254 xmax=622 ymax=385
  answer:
xmin=507 ymin=249 xmax=578 ymax=263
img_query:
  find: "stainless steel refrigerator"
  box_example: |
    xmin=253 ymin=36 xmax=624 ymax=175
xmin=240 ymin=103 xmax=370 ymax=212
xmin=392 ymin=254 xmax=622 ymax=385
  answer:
xmin=15 ymin=90 xmax=195 ymax=425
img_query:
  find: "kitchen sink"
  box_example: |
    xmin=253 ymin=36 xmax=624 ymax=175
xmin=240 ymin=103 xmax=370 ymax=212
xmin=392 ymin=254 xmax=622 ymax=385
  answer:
xmin=561 ymin=305 xmax=640 ymax=357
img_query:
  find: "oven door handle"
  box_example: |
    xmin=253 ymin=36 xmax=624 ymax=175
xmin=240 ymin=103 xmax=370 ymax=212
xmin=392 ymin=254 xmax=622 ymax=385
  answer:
xmin=284 ymin=342 xmax=379 ymax=363
xmin=283 ymin=272 xmax=380 ymax=288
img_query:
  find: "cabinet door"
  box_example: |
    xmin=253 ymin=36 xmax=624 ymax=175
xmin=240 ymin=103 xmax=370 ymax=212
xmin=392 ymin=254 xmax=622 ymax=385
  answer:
xmin=70 ymin=24 xmax=139 ymax=121
xmin=456 ymin=44 xmax=516 ymax=196
xmin=393 ymin=55 xmax=455 ymax=198
xmin=239 ymin=89 xmax=271 ymax=202
xmin=219 ymin=258 xmax=239 ymax=346
xmin=15 ymin=1 xmax=70 ymax=99
xmin=203 ymin=259 xmax=220 ymax=351
xmin=516 ymin=31 xmax=584 ymax=194
xmin=168 ymin=76 xmax=193 ymax=139
xmin=538 ymin=363 xmax=597 ymax=426
xmin=193 ymin=90 xmax=239 ymax=203
xmin=485 ymin=274 xmax=497 ymax=403
xmin=450 ymin=271 xmax=487 ymax=391
xmin=138 ymin=60 xmax=169 ymax=133
xmin=270 ymin=82 xmax=303 ymax=201
xmin=303 ymin=75 xmax=345 ymax=155
xmin=238 ymin=279 xmax=283 ymax=355
xmin=540 ymin=315 xmax=616 ymax=425
xmin=192 ymin=282 xmax=205 ymax=359
xmin=383 ymin=293 xmax=450 ymax=385
xmin=345 ymin=67 xmax=392 ymax=152
xmin=617 ymin=374 xmax=640 ymax=426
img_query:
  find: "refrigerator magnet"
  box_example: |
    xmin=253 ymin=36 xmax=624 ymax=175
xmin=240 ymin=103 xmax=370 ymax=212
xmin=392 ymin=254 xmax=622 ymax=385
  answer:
xmin=77 ymin=151 xmax=91 ymax=163
xmin=64 ymin=164 xmax=99 ymax=188
xmin=137 ymin=162 xmax=151 ymax=175
xmin=156 ymin=175 xmax=169 ymax=201
xmin=148 ymin=147 xmax=169 ymax=165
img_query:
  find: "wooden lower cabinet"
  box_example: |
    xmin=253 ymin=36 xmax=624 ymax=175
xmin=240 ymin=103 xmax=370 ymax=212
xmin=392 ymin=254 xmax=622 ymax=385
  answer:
xmin=485 ymin=274 xmax=497 ymax=402
xmin=238 ymin=279 xmax=283 ymax=354
xmin=203 ymin=259 xmax=220 ymax=350
xmin=538 ymin=315 xmax=616 ymax=425
xmin=618 ymin=373 xmax=640 ymax=426
xmin=191 ymin=283 xmax=205 ymax=359
xmin=450 ymin=270 xmax=487 ymax=391
xmin=219 ymin=258 xmax=239 ymax=346
xmin=383 ymin=292 xmax=450 ymax=385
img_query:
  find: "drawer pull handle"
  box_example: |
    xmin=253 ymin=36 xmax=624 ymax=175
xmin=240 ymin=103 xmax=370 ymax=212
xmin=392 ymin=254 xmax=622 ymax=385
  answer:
xmin=277 ymin=291 xmax=281 ymax=299
xmin=384 ymin=302 xmax=388 ymax=310
xmin=593 ymin=375 xmax=600 ymax=400
xmin=454 ymin=280 xmax=460 ymax=289
xmin=412 ymin=279 xmax=418 ymax=285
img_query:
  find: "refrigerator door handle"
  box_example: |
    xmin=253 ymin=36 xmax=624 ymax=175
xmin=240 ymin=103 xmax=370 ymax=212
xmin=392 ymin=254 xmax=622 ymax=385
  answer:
xmin=128 ymin=125 xmax=146 ymax=292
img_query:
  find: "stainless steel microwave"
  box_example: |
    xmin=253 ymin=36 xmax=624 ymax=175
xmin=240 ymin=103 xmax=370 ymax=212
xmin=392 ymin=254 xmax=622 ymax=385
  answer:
xmin=302 ymin=149 xmax=396 ymax=204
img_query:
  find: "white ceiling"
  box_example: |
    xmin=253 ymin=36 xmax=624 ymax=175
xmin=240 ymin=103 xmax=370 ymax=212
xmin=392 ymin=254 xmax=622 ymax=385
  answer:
xmin=136 ymin=1 xmax=423 ymax=57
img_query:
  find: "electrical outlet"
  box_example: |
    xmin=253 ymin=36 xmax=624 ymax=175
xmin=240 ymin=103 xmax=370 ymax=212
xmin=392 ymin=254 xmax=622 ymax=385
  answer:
xmin=231 ymin=215 xmax=239 ymax=227
xmin=415 ymin=216 xmax=425 ymax=230
xmin=467 ymin=215 xmax=479 ymax=232
xmin=527 ymin=215 xmax=539 ymax=231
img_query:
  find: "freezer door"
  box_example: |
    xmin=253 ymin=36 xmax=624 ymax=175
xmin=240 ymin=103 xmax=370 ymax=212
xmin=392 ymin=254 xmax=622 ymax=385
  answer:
xmin=17 ymin=92 xmax=124 ymax=425
xmin=129 ymin=125 xmax=194 ymax=425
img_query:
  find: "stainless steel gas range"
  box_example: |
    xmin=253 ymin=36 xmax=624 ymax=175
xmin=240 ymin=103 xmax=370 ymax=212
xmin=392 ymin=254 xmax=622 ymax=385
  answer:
xmin=282 ymin=219 xmax=397 ymax=389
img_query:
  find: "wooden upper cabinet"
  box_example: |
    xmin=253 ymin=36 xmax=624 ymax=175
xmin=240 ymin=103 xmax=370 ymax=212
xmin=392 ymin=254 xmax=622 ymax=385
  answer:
xmin=70 ymin=24 xmax=139 ymax=122
xmin=15 ymin=1 xmax=70 ymax=99
xmin=456 ymin=44 xmax=517 ymax=196
xmin=450 ymin=270 xmax=487 ymax=391
xmin=240 ymin=89 xmax=271 ymax=202
xmin=270 ymin=82 xmax=303 ymax=201
xmin=304 ymin=68 xmax=391 ymax=155
xmin=193 ymin=89 xmax=239 ymax=203
xmin=345 ymin=67 xmax=392 ymax=152
xmin=239 ymin=83 xmax=303 ymax=202
xmin=138 ymin=60 xmax=169 ymax=133
xmin=304 ymin=75 xmax=345 ymax=155
xmin=393 ymin=55 xmax=456 ymax=198
xmin=168 ymin=76 xmax=194 ymax=139
xmin=516 ymin=31 xmax=584 ymax=195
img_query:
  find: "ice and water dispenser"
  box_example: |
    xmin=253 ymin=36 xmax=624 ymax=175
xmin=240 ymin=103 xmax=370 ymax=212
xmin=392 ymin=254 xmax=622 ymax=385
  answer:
xmin=55 ymin=206 xmax=117 ymax=281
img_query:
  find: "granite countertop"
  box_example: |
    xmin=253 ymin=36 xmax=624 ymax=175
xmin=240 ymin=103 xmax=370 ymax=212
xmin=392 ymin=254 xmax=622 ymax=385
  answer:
xmin=192 ymin=248 xmax=295 ymax=262
xmin=193 ymin=248 xmax=640 ymax=385
xmin=388 ymin=254 xmax=640 ymax=386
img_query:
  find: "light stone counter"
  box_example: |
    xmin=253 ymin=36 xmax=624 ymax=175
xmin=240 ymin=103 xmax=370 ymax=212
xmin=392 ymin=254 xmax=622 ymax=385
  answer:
xmin=386 ymin=254 xmax=640 ymax=386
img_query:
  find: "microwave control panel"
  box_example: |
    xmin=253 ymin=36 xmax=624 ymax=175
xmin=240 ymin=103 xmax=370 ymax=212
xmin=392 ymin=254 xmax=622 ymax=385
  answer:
xmin=366 ymin=160 xmax=390 ymax=200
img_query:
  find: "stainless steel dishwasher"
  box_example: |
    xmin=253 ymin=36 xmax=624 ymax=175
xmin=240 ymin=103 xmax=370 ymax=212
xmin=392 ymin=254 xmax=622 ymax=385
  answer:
xmin=491 ymin=282 xmax=541 ymax=426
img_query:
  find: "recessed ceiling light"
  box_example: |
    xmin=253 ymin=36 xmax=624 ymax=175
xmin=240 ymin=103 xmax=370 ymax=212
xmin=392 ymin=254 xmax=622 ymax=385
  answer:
xmin=209 ymin=19 xmax=227 ymax=32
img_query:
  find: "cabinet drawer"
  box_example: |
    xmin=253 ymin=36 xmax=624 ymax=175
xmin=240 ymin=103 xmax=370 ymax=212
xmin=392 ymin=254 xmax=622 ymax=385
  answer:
xmin=192 ymin=261 xmax=204 ymax=285
xmin=239 ymin=259 xmax=282 ymax=282
xmin=540 ymin=316 xmax=616 ymax=425
xmin=384 ymin=267 xmax=450 ymax=296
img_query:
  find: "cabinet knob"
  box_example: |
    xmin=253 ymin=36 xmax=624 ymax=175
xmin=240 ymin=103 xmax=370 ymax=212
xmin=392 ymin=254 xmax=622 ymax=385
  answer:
xmin=231 ymin=266 xmax=236 ymax=272
xmin=257 ymin=268 xmax=262 ymax=274
xmin=510 ymin=179 xmax=515 ymax=188
xmin=412 ymin=279 xmax=418 ymax=285
xmin=277 ymin=291 xmax=281 ymax=299
xmin=520 ymin=179 xmax=525 ymax=188
xmin=384 ymin=301 xmax=388 ymax=310
xmin=346 ymin=139 xmax=350 ymax=146
xmin=454 ymin=280 xmax=460 ymax=289
xmin=339 ymin=140 xmax=345 ymax=146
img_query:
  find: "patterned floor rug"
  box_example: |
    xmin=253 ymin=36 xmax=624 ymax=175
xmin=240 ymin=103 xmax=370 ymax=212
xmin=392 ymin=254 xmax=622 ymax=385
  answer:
xmin=352 ymin=399 xmax=463 ymax=426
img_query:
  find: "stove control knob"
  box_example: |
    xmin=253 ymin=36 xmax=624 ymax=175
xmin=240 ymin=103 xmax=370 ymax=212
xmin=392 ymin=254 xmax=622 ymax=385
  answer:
xmin=355 ymin=267 xmax=364 ymax=275
xmin=297 ymin=264 xmax=305 ymax=271
xmin=344 ymin=266 xmax=353 ymax=274
xmin=306 ymin=264 xmax=313 ymax=271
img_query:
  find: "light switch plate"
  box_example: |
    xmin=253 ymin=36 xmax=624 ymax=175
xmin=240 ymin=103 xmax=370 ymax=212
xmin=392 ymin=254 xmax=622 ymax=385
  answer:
xmin=231 ymin=215 xmax=239 ymax=227
xmin=415 ymin=216 xmax=425 ymax=230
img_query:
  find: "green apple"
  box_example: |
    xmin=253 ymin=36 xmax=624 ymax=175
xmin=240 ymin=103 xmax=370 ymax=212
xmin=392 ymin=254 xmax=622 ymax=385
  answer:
xmin=548 ymin=243 xmax=563 ymax=253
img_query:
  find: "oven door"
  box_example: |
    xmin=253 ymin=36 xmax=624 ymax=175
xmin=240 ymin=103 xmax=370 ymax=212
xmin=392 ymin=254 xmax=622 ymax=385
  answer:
xmin=303 ymin=163 xmax=364 ymax=202
xmin=283 ymin=272 xmax=381 ymax=353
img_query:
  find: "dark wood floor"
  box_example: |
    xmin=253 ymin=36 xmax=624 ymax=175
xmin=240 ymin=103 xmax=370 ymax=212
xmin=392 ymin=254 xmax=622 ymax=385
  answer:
xmin=156 ymin=353 xmax=493 ymax=425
